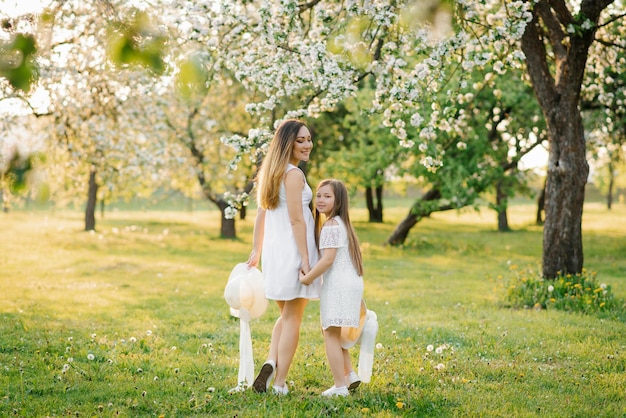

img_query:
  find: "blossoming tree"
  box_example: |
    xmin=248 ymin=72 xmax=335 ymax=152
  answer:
xmin=35 ymin=0 xmax=168 ymax=231
xmin=197 ymin=0 xmax=623 ymax=278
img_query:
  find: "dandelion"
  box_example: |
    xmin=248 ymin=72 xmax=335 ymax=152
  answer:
xmin=129 ymin=337 xmax=137 ymax=343
xmin=154 ymin=376 xmax=159 ymax=381
xmin=67 ymin=337 xmax=73 ymax=342
xmin=171 ymin=346 xmax=177 ymax=351
xmin=376 ymin=343 xmax=383 ymax=349
xmin=208 ymin=387 xmax=215 ymax=392
xmin=146 ymin=330 xmax=152 ymax=336
xmin=392 ymin=330 xmax=396 ymax=336
xmin=548 ymin=285 xmax=554 ymax=292
xmin=91 ymin=333 xmax=97 ymax=339
xmin=142 ymin=390 xmax=147 ymax=397
xmin=87 ymin=353 xmax=95 ymax=361
xmin=361 ymin=407 xmax=370 ymax=413
xmin=435 ymin=363 xmax=445 ymax=370
xmin=427 ymin=344 xmax=434 ymax=352
xmin=396 ymin=401 xmax=404 ymax=409
xmin=435 ymin=346 xmax=443 ymax=354
xmin=137 ymin=368 xmax=143 ymax=373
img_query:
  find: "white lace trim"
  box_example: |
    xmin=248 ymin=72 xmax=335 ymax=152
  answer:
xmin=324 ymin=318 xmax=360 ymax=328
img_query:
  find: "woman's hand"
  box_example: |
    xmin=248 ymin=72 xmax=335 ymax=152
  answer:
xmin=247 ymin=250 xmax=260 ymax=268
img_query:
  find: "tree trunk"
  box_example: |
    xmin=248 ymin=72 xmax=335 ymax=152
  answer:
xmin=365 ymin=185 xmax=384 ymax=223
xmin=85 ymin=169 xmax=98 ymax=231
xmin=520 ymin=1 xmax=602 ymax=278
xmin=496 ymin=180 xmax=510 ymax=232
xmin=218 ymin=200 xmax=236 ymax=239
xmin=536 ymin=180 xmax=546 ymax=225
xmin=607 ymin=161 xmax=614 ymax=210
xmin=1 ymin=188 xmax=7 ymax=213
xmin=387 ymin=188 xmax=453 ymax=245
xmin=542 ymin=108 xmax=588 ymax=277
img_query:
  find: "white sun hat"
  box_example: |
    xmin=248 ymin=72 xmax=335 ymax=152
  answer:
xmin=340 ymin=299 xmax=368 ymax=349
xmin=224 ymin=263 xmax=268 ymax=320
xmin=340 ymin=299 xmax=378 ymax=384
xmin=224 ymin=263 xmax=268 ymax=392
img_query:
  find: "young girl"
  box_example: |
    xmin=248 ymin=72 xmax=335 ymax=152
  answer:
xmin=299 ymin=179 xmax=364 ymax=397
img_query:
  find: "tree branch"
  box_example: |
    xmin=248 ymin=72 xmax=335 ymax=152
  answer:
xmin=596 ymin=11 xmax=626 ymax=29
xmin=536 ymin=1 xmax=567 ymax=60
xmin=548 ymin=0 xmax=574 ymax=25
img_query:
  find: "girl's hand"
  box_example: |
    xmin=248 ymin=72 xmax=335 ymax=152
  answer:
xmin=299 ymin=270 xmax=311 ymax=285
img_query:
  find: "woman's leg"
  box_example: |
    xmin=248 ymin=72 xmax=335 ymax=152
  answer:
xmin=266 ymin=301 xmax=285 ymax=364
xmin=323 ymin=326 xmax=346 ymax=388
xmin=272 ymin=298 xmax=307 ymax=388
xmin=253 ymin=301 xmax=285 ymax=392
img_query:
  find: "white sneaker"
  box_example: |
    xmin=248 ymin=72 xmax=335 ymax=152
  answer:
xmin=321 ymin=385 xmax=349 ymax=397
xmin=345 ymin=371 xmax=361 ymax=391
xmin=272 ymin=384 xmax=289 ymax=395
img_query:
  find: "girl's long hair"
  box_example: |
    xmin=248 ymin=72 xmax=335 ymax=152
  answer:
xmin=314 ymin=179 xmax=364 ymax=276
xmin=256 ymin=119 xmax=307 ymax=210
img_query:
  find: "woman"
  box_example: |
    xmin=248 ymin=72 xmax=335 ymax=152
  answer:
xmin=247 ymin=119 xmax=321 ymax=395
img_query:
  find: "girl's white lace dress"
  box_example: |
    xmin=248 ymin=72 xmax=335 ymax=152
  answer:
xmin=319 ymin=217 xmax=364 ymax=329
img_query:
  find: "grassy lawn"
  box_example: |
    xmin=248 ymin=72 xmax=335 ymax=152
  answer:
xmin=1 ymin=203 xmax=625 ymax=417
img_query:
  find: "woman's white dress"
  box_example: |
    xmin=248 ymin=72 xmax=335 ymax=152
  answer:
xmin=319 ymin=217 xmax=364 ymax=330
xmin=262 ymin=164 xmax=320 ymax=300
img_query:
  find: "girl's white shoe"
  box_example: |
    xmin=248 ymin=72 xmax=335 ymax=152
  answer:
xmin=345 ymin=371 xmax=361 ymax=391
xmin=272 ymin=384 xmax=289 ymax=395
xmin=321 ymin=385 xmax=349 ymax=397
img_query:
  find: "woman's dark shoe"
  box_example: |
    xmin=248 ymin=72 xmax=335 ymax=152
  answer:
xmin=252 ymin=360 xmax=276 ymax=393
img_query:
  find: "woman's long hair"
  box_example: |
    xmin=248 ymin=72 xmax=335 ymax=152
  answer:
xmin=314 ymin=179 xmax=364 ymax=276
xmin=256 ymin=119 xmax=307 ymax=210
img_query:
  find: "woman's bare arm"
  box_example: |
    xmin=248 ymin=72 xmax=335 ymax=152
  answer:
xmin=285 ymin=169 xmax=310 ymax=273
xmin=247 ymin=207 xmax=266 ymax=268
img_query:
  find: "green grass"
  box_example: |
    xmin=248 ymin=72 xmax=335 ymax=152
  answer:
xmin=1 ymin=203 xmax=625 ymax=417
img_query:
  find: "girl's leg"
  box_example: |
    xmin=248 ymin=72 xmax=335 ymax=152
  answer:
xmin=272 ymin=298 xmax=307 ymax=388
xmin=343 ymin=347 xmax=361 ymax=390
xmin=342 ymin=348 xmax=354 ymax=375
xmin=323 ymin=326 xmax=346 ymax=388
